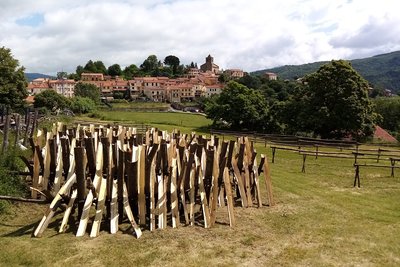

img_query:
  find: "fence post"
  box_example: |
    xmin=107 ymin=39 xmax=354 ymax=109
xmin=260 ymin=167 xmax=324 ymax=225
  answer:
xmin=14 ymin=114 xmax=21 ymax=146
xmin=1 ymin=108 xmax=10 ymax=154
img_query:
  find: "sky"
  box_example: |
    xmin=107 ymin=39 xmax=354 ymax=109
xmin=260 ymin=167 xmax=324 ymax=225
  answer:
xmin=1 ymin=0 xmax=399 ymax=75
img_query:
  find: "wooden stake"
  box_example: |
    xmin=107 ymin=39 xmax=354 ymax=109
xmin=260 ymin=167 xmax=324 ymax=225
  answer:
xmin=138 ymin=145 xmax=146 ymax=226
xmin=223 ymin=167 xmax=235 ymax=227
xmin=262 ymin=154 xmax=275 ymax=206
xmin=231 ymin=157 xmax=248 ymax=208
xmin=33 ymin=173 xmax=77 ymax=237
xmin=122 ymin=182 xmax=142 ymax=238
xmin=76 ymin=142 xmax=103 ymax=237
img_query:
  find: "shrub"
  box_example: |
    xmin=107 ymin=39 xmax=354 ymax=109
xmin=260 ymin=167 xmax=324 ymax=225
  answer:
xmin=70 ymin=96 xmax=96 ymax=114
xmin=0 ymin=147 xmax=29 ymax=213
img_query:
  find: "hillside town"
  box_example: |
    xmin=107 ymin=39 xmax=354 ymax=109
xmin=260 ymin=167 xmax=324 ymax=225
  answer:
xmin=26 ymin=55 xmax=278 ymax=103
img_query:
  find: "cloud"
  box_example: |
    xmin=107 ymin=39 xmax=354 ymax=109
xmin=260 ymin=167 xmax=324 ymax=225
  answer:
xmin=0 ymin=0 xmax=399 ymax=74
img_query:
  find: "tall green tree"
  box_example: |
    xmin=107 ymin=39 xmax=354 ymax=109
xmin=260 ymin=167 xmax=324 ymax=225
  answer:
xmin=123 ymin=64 xmax=140 ymax=79
xmin=82 ymin=60 xmax=107 ymax=74
xmin=75 ymin=65 xmax=84 ymax=77
xmin=205 ymin=81 xmax=276 ymax=131
xmin=164 ymin=55 xmax=180 ymax=75
xmin=296 ymin=60 xmax=378 ymax=139
xmin=74 ymin=82 xmax=101 ymax=104
xmin=94 ymin=61 xmax=107 ymax=74
xmin=0 ymin=47 xmax=28 ymax=111
xmin=107 ymin=64 xmax=122 ymax=76
xmin=373 ymin=97 xmax=400 ymax=132
xmin=140 ymin=55 xmax=159 ymax=74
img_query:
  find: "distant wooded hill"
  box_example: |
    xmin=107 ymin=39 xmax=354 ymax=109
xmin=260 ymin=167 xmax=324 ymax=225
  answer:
xmin=25 ymin=73 xmax=55 ymax=81
xmin=253 ymin=51 xmax=400 ymax=92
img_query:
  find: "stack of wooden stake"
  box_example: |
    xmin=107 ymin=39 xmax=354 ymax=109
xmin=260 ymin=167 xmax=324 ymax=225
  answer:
xmin=29 ymin=123 xmax=274 ymax=238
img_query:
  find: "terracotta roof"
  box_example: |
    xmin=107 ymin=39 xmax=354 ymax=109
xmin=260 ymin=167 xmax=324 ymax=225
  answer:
xmin=374 ymin=126 xmax=398 ymax=143
xmin=25 ymin=95 xmax=35 ymax=103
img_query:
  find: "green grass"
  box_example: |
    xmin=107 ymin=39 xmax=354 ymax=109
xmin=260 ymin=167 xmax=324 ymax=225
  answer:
xmin=108 ymin=102 xmax=170 ymax=109
xmin=79 ymin=111 xmax=213 ymax=134
xmin=1 ymin=141 xmax=400 ymax=266
xmin=1 ymin=116 xmax=400 ymax=266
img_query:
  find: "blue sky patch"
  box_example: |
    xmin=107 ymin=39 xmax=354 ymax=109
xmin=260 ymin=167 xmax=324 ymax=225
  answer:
xmin=16 ymin=13 xmax=44 ymax=27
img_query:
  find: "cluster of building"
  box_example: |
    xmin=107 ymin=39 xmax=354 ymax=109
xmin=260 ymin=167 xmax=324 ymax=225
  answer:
xmin=27 ymin=55 xmax=276 ymax=103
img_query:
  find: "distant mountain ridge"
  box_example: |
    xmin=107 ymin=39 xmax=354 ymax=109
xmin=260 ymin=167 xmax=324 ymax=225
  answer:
xmin=253 ymin=51 xmax=400 ymax=92
xmin=25 ymin=73 xmax=55 ymax=81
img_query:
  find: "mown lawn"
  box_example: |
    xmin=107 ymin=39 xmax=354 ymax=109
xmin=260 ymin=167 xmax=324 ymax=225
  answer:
xmin=78 ymin=111 xmax=213 ymax=134
xmin=1 ymin=137 xmax=399 ymax=266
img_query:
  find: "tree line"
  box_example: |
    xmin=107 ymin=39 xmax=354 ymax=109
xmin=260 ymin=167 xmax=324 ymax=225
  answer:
xmin=205 ymin=60 xmax=381 ymax=140
xmin=68 ymin=55 xmax=197 ymax=80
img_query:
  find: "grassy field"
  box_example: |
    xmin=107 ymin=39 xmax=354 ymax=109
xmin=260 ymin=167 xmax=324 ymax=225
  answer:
xmin=78 ymin=111 xmax=213 ymax=134
xmin=106 ymin=101 xmax=170 ymax=109
xmin=1 ymin=137 xmax=400 ymax=266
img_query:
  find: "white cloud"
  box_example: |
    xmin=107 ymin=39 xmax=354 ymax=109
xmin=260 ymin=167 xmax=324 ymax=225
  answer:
xmin=1 ymin=0 xmax=399 ymax=74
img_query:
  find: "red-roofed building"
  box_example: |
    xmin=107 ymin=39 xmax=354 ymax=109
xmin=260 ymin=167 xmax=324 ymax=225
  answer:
xmin=373 ymin=126 xmax=398 ymax=143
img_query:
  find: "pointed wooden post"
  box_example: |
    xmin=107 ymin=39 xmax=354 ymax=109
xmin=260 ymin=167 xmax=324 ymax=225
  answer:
xmin=262 ymin=154 xmax=275 ymax=206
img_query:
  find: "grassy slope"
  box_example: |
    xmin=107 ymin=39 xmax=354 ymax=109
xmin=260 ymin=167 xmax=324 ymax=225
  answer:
xmin=1 ymin=141 xmax=400 ymax=266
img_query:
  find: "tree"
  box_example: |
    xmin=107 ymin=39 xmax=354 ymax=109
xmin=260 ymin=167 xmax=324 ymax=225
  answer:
xmin=297 ymin=60 xmax=378 ymax=139
xmin=83 ymin=60 xmax=97 ymax=73
xmin=140 ymin=55 xmax=159 ymax=74
xmin=70 ymin=96 xmax=96 ymax=114
xmin=34 ymin=90 xmax=69 ymax=112
xmin=82 ymin=60 xmax=107 ymax=74
xmin=123 ymin=64 xmax=140 ymax=80
xmin=107 ymin=64 xmax=122 ymax=77
xmin=373 ymin=97 xmax=400 ymax=132
xmin=0 ymin=47 xmax=28 ymax=111
xmin=238 ymin=75 xmax=262 ymax=90
xmin=74 ymin=82 xmax=101 ymax=104
xmin=205 ymin=81 xmax=276 ymax=131
xmin=57 ymin=71 xmax=68 ymax=80
xmin=164 ymin=55 xmax=180 ymax=75
xmin=75 ymin=65 xmax=84 ymax=77
xmin=94 ymin=61 xmax=107 ymax=74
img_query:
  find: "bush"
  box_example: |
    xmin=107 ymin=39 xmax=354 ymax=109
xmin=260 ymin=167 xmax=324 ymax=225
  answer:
xmin=0 ymin=147 xmax=29 ymax=213
xmin=70 ymin=97 xmax=96 ymax=114
xmin=34 ymin=90 xmax=70 ymax=112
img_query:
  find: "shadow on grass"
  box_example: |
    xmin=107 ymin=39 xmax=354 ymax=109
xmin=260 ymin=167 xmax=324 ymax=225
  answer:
xmin=0 ymin=210 xmax=79 ymax=238
xmin=0 ymin=220 xmax=39 ymax=237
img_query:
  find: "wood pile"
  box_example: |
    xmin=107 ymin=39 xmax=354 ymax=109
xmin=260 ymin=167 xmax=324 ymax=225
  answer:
xmin=28 ymin=122 xmax=274 ymax=238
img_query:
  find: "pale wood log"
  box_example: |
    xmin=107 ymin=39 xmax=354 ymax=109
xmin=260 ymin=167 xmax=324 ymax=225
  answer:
xmin=231 ymin=157 xmax=248 ymax=207
xmin=223 ymin=167 xmax=235 ymax=227
xmin=262 ymin=154 xmax=275 ymax=206
xmin=243 ymin=157 xmax=253 ymax=207
xmin=253 ymin=157 xmax=262 ymax=208
xmin=110 ymin=178 xmax=119 ymax=234
xmin=170 ymin=158 xmax=179 ymax=228
xmin=76 ymin=142 xmax=103 ymax=237
xmin=138 ymin=145 xmax=146 ymax=226
xmin=89 ymin=175 xmax=107 ymax=238
xmin=197 ymin=148 xmax=210 ymax=228
xmin=59 ymin=188 xmax=77 ymax=233
xmin=189 ymin=158 xmax=195 ymax=226
xmin=122 ymin=182 xmax=142 ymax=238
xmin=150 ymin=156 xmax=156 ymax=231
xmin=33 ymin=173 xmax=77 ymax=237
xmin=52 ymin=144 xmax=63 ymax=194
xmin=209 ymin=149 xmax=219 ymax=226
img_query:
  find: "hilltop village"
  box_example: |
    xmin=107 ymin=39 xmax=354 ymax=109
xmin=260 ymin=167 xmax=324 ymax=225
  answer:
xmin=27 ymin=55 xmax=278 ymax=103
